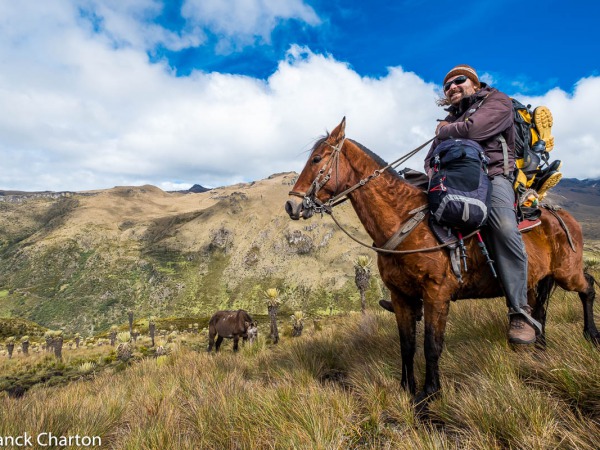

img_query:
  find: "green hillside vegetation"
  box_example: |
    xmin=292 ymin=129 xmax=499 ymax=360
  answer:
xmin=0 ymin=318 xmax=47 ymax=340
xmin=1 ymin=174 xmax=599 ymax=337
xmin=1 ymin=292 xmax=599 ymax=449
xmin=0 ymin=175 xmax=382 ymax=334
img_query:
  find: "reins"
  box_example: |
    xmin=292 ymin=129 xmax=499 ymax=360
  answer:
xmin=289 ymin=137 xmax=435 ymax=214
xmin=326 ymin=137 xmax=435 ymax=207
xmin=328 ymin=208 xmax=479 ymax=254
xmin=293 ymin=136 xmax=480 ymax=254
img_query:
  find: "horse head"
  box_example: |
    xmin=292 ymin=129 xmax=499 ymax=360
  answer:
xmin=245 ymin=321 xmax=258 ymax=343
xmin=285 ymin=117 xmax=349 ymax=220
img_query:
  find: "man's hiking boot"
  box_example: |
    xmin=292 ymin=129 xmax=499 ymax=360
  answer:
xmin=536 ymin=171 xmax=563 ymax=200
xmin=533 ymin=106 xmax=554 ymax=151
xmin=508 ymin=307 xmax=536 ymax=345
xmin=533 ymin=159 xmax=562 ymax=199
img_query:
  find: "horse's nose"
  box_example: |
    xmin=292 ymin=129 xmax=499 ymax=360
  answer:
xmin=285 ymin=199 xmax=301 ymax=220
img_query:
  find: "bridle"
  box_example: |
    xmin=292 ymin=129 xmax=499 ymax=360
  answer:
xmin=289 ymin=136 xmax=435 ymax=216
xmin=288 ymin=137 xmax=346 ymax=215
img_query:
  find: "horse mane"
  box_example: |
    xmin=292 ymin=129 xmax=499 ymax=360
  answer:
xmin=309 ymin=135 xmax=402 ymax=180
xmin=308 ymin=136 xmax=328 ymax=156
xmin=347 ymin=139 xmax=403 ymax=180
xmin=238 ymin=309 xmax=253 ymax=322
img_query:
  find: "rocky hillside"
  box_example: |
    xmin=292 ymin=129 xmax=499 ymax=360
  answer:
xmin=0 ymin=174 xmax=379 ymax=334
xmin=0 ymin=174 xmax=598 ymax=334
xmin=545 ymin=178 xmax=600 ymax=240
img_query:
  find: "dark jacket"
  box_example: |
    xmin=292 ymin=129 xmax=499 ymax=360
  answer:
xmin=424 ymin=84 xmax=515 ymax=178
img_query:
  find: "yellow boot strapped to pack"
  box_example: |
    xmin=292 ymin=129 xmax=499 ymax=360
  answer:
xmin=533 ymin=106 xmax=554 ymax=151
xmin=510 ymin=99 xmax=561 ymax=198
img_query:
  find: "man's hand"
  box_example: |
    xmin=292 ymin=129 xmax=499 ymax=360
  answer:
xmin=436 ymin=120 xmax=449 ymax=135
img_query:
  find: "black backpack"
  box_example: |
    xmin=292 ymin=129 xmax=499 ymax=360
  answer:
xmin=428 ymin=139 xmax=491 ymax=231
xmin=512 ymin=98 xmax=533 ymax=160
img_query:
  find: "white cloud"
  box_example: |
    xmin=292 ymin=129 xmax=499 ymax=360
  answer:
xmin=76 ymin=0 xmax=205 ymax=51
xmin=513 ymin=77 xmax=600 ymax=180
xmin=182 ymin=0 xmax=320 ymax=51
xmin=0 ymin=2 xmax=599 ymax=193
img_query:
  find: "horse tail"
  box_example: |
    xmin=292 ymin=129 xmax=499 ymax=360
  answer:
xmin=537 ymin=275 xmax=557 ymax=304
xmin=208 ymin=314 xmax=219 ymax=338
xmin=532 ymin=276 xmax=556 ymax=339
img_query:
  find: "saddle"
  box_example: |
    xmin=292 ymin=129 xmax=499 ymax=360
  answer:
xmin=381 ymin=206 xmax=498 ymax=283
xmin=390 ymin=168 xmax=563 ymax=281
xmin=384 ymin=205 xmax=543 ymax=281
xmin=426 ymin=203 xmax=577 ymax=281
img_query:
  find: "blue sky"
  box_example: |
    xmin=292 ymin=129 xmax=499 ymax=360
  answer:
xmin=1 ymin=0 xmax=599 ymax=192
xmin=152 ymin=0 xmax=599 ymax=94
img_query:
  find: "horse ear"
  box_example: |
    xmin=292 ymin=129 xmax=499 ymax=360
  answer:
xmin=329 ymin=116 xmax=346 ymax=144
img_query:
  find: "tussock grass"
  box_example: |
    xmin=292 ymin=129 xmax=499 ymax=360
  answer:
xmin=0 ymin=289 xmax=599 ymax=449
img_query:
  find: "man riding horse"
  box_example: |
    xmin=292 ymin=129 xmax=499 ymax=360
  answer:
xmin=286 ymin=70 xmax=597 ymax=402
xmin=381 ymin=64 xmax=555 ymax=344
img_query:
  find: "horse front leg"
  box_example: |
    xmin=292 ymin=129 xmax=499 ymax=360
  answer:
xmin=215 ymin=335 xmax=224 ymax=352
xmin=418 ymin=295 xmax=450 ymax=403
xmin=580 ymin=272 xmax=600 ymax=344
xmin=233 ymin=336 xmax=240 ymax=352
xmin=391 ymin=292 xmax=421 ymax=395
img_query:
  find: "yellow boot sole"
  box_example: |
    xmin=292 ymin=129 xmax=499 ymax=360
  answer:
xmin=537 ymin=171 xmax=562 ymax=200
xmin=534 ymin=106 xmax=554 ymax=151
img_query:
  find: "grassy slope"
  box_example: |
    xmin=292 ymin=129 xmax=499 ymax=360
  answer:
xmin=0 ymin=288 xmax=599 ymax=449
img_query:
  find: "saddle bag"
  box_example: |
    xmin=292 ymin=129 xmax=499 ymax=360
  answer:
xmin=428 ymin=138 xmax=491 ymax=231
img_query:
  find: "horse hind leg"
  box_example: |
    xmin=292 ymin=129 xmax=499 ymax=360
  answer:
xmin=556 ymin=269 xmax=600 ymax=345
xmin=580 ymin=272 xmax=600 ymax=345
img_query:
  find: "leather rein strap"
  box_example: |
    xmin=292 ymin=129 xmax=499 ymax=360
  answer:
xmin=289 ymin=137 xmax=435 ymax=208
xmin=543 ymin=204 xmax=576 ymax=252
xmin=328 ymin=209 xmax=479 ymax=255
xmin=290 ymin=136 xmax=481 ymax=254
xmin=326 ymin=137 xmax=435 ymax=207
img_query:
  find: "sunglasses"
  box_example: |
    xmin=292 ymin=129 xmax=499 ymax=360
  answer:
xmin=443 ymin=75 xmax=468 ymax=92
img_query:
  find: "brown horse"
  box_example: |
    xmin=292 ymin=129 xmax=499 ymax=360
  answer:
xmin=285 ymin=117 xmax=599 ymax=401
xmin=207 ymin=309 xmax=258 ymax=353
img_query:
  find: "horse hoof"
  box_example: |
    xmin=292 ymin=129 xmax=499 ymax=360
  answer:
xmin=584 ymin=331 xmax=600 ymax=346
xmin=414 ymin=391 xmax=429 ymax=405
xmin=413 ymin=392 xmax=432 ymax=419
